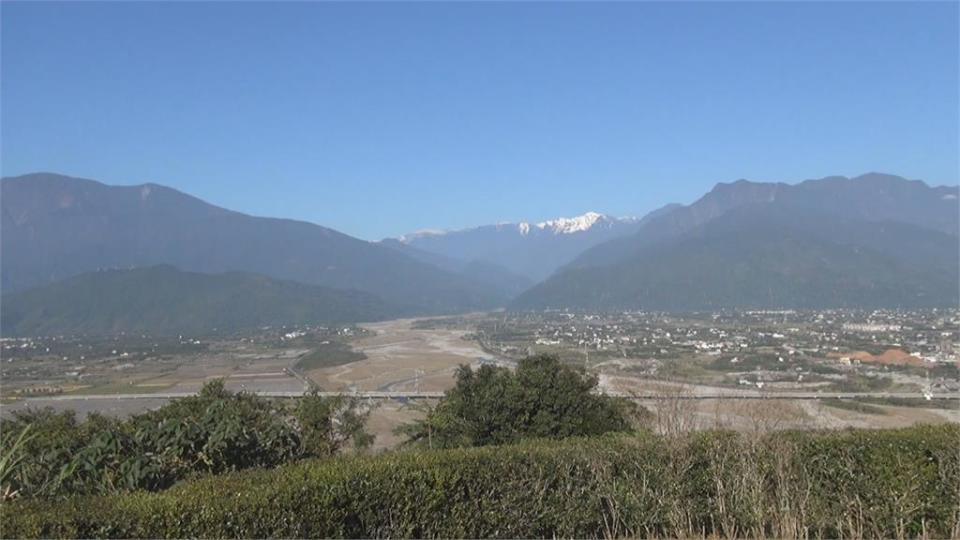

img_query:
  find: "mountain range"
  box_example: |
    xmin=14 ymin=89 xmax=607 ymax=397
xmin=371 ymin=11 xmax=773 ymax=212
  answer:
xmin=393 ymin=207 xmax=681 ymax=282
xmin=1 ymin=265 xmax=407 ymax=336
xmin=1 ymin=171 xmax=957 ymax=336
xmin=1 ymin=173 xmax=509 ymax=314
xmin=514 ymin=173 xmax=959 ymax=310
xmin=379 ymin=239 xmax=535 ymax=297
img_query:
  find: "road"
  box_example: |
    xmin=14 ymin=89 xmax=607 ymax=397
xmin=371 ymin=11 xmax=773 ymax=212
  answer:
xmin=10 ymin=389 xmax=959 ymax=401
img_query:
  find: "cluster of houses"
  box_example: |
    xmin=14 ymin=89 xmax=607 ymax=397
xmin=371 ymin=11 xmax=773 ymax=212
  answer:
xmin=475 ymin=309 xmax=959 ymax=394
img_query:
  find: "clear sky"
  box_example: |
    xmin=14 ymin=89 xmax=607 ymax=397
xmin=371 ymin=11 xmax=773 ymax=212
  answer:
xmin=2 ymin=2 xmax=957 ymax=240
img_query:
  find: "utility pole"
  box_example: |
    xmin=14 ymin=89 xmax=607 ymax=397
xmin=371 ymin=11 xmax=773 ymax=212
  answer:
xmin=414 ymin=369 xmax=424 ymax=393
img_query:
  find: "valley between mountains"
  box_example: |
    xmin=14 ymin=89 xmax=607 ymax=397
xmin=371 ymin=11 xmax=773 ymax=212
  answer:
xmin=2 ymin=171 xmax=957 ymax=336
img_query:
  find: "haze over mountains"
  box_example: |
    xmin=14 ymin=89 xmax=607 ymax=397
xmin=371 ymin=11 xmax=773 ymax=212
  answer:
xmin=1 ymin=265 xmax=406 ymax=336
xmin=1 ymin=171 xmax=957 ymax=336
xmin=1 ymin=173 xmax=508 ymax=313
xmin=516 ymin=173 xmax=959 ymax=310
xmin=379 ymin=239 xmax=535 ymax=298
xmin=394 ymin=207 xmax=681 ymax=282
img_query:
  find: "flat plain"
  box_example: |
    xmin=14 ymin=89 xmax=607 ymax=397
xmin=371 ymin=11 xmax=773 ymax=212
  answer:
xmin=3 ymin=311 xmax=958 ymax=447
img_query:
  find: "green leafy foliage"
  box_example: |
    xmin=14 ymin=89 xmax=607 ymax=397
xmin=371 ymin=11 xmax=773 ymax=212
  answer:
xmin=3 ymin=425 xmax=957 ymax=539
xmin=398 ymin=354 xmax=644 ymax=448
xmin=0 ymin=380 xmax=372 ymax=499
xmin=295 ymin=392 xmax=374 ymax=456
xmin=0 ymin=424 xmax=34 ymax=500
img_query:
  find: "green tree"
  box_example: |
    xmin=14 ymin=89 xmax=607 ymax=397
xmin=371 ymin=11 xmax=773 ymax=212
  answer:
xmin=398 ymin=354 xmax=644 ymax=448
xmin=0 ymin=380 xmax=374 ymax=499
xmin=295 ymin=392 xmax=374 ymax=456
xmin=128 ymin=379 xmax=301 ymax=478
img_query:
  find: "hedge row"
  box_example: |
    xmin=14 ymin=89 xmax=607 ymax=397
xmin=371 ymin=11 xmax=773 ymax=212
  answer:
xmin=3 ymin=424 xmax=958 ymax=539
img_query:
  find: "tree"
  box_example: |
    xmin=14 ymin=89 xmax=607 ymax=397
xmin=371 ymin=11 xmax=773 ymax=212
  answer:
xmin=295 ymin=392 xmax=374 ymax=456
xmin=398 ymin=354 xmax=644 ymax=448
xmin=0 ymin=380 xmax=375 ymax=499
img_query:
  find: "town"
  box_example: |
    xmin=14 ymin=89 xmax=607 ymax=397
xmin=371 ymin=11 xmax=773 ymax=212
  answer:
xmin=458 ymin=309 xmax=960 ymax=397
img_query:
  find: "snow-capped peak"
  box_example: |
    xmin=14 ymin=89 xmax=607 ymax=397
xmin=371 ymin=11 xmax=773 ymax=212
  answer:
xmin=398 ymin=229 xmax=448 ymax=243
xmin=400 ymin=211 xmax=626 ymax=241
xmin=516 ymin=212 xmax=613 ymax=235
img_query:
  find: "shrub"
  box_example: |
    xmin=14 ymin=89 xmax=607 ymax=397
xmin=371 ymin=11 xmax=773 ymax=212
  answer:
xmin=2 ymin=424 xmax=956 ymax=539
xmin=295 ymin=393 xmax=373 ymax=456
xmin=398 ymin=354 xmax=644 ymax=448
xmin=0 ymin=381 xmax=371 ymax=499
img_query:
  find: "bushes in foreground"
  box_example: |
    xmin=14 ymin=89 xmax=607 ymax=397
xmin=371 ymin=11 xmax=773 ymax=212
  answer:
xmin=3 ymin=424 xmax=958 ymax=539
xmin=0 ymin=381 xmax=371 ymax=499
xmin=397 ymin=354 xmax=645 ymax=448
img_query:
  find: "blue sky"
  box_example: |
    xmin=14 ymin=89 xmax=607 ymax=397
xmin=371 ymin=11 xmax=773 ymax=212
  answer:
xmin=2 ymin=2 xmax=957 ymax=240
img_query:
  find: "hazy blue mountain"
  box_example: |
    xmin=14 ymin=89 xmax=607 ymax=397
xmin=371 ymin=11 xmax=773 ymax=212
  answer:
xmin=514 ymin=174 xmax=959 ymax=311
xmin=1 ymin=265 xmax=408 ymax=336
xmin=1 ymin=173 xmax=509 ymax=313
xmin=563 ymin=173 xmax=959 ymax=272
xmin=395 ymin=205 xmax=680 ymax=282
xmin=380 ymin=239 xmax=534 ymax=297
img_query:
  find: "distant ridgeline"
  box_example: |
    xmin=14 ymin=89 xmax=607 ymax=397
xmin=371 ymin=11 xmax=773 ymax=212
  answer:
xmin=1 ymin=172 xmax=958 ymax=336
xmin=513 ymin=173 xmax=959 ymax=310
xmin=0 ymin=173 xmax=512 ymax=319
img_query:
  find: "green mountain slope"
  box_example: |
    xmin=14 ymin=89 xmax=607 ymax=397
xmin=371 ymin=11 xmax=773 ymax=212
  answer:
xmin=513 ymin=204 xmax=959 ymax=311
xmin=1 ymin=173 xmax=508 ymax=313
xmin=1 ymin=266 xmax=408 ymax=336
xmin=563 ymin=173 xmax=959 ymax=273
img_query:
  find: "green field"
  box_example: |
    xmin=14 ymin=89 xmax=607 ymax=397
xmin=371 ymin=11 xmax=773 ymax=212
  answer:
xmin=295 ymin=342 xmax=366 ymax=371
xmin=822 ymin=398 xmax=888 ymax=415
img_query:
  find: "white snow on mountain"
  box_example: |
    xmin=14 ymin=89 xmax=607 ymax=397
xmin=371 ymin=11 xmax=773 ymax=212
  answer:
xmin=397 ymin=229 xmax=448 ymax=243
xmin=531 ymin=211 xmax=608 ymax=234
xmin=399 ymin=212 xmax=635 ymax=242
